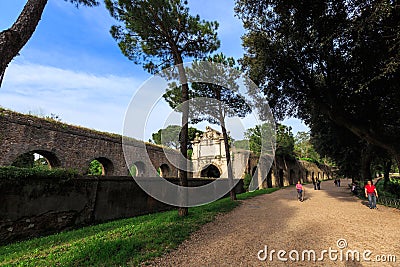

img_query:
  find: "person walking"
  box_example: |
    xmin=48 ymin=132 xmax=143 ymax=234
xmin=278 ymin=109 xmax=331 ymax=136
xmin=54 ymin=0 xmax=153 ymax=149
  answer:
xmin=364 ymin=180 xmax=379 ymax=209
xmin=296 ymin=180 xmax=304 ymax=202
xmin=317 ymin=178 xmax=321 ymax=190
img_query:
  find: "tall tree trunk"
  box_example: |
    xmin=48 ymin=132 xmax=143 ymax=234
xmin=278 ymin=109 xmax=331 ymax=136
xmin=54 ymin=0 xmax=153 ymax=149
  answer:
xmin=361 ymin=146 xmax=372 ymax=183
xmin=270 ymin=138 xmax=278 ymax=187
xmin=383 ymin=159 xmax=392 ymax=189
xmin=214 ymin=87 xmax=236 ymax=200
xmin=176 ymin=59 xmax=189 ymax=216
xmin=218 ymin=110 xmax=236 ymax=200
xmin=0 ymin=0 xmax=48 ymax=87
xmin=395 ymin=154 xmax=400 ymax=175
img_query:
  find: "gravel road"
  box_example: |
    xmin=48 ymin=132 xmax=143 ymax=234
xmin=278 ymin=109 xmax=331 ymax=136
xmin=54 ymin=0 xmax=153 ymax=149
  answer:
xmin=143 ymin=179 xmax=400 ymax=266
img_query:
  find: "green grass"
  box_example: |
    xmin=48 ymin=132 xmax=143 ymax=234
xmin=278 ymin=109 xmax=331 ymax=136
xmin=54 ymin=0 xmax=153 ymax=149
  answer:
xmin=0 ymin=188 xmax=278 ymax=267
xmin=237 ymin=187 xmax=279 ymax=200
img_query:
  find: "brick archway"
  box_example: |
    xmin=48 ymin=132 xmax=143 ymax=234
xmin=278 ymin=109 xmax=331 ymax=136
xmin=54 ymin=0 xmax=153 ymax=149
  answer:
xmin=12 ymin=150 xmax=61 ymax=169
xmin=0 ymin=110 xmax=179 ymax=177
xmin=200 ymin=164 xmax=221 ymax=178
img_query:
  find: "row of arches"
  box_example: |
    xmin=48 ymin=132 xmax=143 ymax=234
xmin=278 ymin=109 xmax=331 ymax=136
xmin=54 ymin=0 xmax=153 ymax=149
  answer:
xmin=129 ymin=162 xmax=222 ymax=178
xmin=12 ymin=151 xmax=116 ymax=175
xmin=253 ymin=167 xmax=329 ymax=188
xmin=10 ymin=151 xmax=230 ymax=179
xmin=129 ymin=162 xmax=171 ymax=178
xmin=10 ymin=150 xmax=174 ymax=178
xmin=288 ymin=169 xmax=328 ymax=185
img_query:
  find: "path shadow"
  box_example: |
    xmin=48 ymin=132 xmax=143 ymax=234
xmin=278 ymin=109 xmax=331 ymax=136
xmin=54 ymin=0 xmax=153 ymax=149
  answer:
xmin=289 ymin=189 xmax=310 ymax=202
xmin=361 ymin=200 xmax=370 ymax=207
xmin=320 ymin=179 xmax=365 ymax=203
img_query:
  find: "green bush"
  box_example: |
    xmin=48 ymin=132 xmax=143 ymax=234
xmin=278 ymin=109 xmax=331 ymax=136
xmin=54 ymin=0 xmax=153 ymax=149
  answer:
xmin=243 ymin=173 xmax=252 ymax=191
xmin=299 ymin=157 xmax=319 ymax=164
xmin=375 ymin=178 xmax=400 ymax=199
xmin=385 ymin=178 xmax=400 ymax=198
xmin=0 ymin=166 xmax=78 ymax=180
xmin=87 ymin=160 xmax=103 ymax=175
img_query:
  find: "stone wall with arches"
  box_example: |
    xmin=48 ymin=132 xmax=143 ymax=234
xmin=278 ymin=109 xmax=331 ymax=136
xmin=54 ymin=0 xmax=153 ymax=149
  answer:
xmin=0 ymin=109 xmax=334 ymax=191
xmin=191 ymin=126 xmax=334 ymax=187
xmin=0 ymin=109 xmax=179 ymax=177
xmin=256 ymin=157 xmax=334 ymax=189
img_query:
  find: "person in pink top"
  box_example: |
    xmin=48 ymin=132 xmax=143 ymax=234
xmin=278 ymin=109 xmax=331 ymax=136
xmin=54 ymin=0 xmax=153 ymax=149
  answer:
xmin=296 ymin=180 xmax=304 ymax=202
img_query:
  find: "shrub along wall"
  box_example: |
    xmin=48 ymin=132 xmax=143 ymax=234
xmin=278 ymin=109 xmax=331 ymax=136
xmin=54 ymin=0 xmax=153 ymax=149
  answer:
xmin=0 ymin=170 xmax=244 ymax=245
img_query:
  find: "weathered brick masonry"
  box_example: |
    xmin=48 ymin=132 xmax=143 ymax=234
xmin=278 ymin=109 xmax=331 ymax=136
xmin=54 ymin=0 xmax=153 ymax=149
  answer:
xmin=0 ymin=109 xmax=331 ymax=244
xmin=0 ymin=109 xmax=179 ymax=176
xmin=0 ymin=175 xmax=243 ymax=244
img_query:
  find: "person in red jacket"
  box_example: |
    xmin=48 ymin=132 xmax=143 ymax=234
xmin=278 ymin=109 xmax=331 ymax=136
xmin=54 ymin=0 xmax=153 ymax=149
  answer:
xmin=365 ymin=180 xmax=379 ymax=209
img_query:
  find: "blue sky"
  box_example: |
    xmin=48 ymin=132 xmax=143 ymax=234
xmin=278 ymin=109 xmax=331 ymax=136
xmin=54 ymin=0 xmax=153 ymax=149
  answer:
xmin=0 ymin=0 xmax=309 ymax=140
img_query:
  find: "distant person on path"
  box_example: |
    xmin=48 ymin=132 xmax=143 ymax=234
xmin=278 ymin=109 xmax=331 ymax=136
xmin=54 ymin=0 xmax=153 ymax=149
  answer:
xmin=296 ymin=180 xmax=304 ymax=202
xmin=337 ymin=178 xmax=341 ymax=187
xmin=365 ymin=180 xmax=379 ymax=209
xmin=312 ymin=178 xmax=317 ymax=190
xmin=317 ymin=179 xmax=321 ymax=190
xmin=351 ymin=182 xmax=359 ymax=195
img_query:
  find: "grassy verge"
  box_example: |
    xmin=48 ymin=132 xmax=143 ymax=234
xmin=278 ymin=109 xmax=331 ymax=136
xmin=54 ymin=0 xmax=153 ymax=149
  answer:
xmin=0 ymin=188 xmax=278 ymax=266
xmin=237 ymin=187 xmax=279 ymax=200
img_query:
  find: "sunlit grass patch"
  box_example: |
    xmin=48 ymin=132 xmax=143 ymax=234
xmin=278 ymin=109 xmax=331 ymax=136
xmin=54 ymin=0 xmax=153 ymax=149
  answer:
xmin=0 ymin=188 xmax=278 ymax=266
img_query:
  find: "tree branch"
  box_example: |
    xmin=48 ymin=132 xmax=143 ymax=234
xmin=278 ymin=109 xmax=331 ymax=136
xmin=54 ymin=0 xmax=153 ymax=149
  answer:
xmin=0 ymin=0 xmax=48 ymax=87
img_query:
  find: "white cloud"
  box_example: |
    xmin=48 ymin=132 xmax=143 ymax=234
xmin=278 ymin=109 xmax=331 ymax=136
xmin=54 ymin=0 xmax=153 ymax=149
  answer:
xmin=0 ymin=62 xmax=142 ymax=135
xmin=5 ymin=63 xmax=136 ymax=93
xmin=0 ymin=61 xmax=309 ymax=140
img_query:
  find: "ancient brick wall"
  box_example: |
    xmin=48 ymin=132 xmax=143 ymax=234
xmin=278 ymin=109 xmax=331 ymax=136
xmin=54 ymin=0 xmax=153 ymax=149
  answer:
xmin=261 ymin=157 xmax=334 ymax=188
xmin=0 ymin=109 xmax=179 ymax=177
xmin=0 ymin=175 xmax=244 ymax=244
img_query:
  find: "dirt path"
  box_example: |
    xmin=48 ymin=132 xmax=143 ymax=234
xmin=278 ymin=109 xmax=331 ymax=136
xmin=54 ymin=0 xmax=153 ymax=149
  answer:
xmin=144 ymin=179 xmax=400 ymax=266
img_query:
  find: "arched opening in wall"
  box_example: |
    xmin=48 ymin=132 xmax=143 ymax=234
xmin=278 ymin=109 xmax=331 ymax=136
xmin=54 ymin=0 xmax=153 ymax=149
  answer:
xmin=130 ymin=161 xmax=146 ymax=177
xmin=298 ymin=171 xmax=302 ymax=183
xmin=12 ymin=150 xmax=60 ymax=169
xmin=279 ymin=169 xmax=284 ymax=187
xmin=158 ymin=164 xmax=170 ymax=178
xmin=87 ymin=157 xmax=114 ymax=176
xmin=266 ymin=169 xmax=273 ymax=188
xmin=289 ymin=169 xmax=295 ymax=185
xmin=201 ymin=164 xmax=220 ymax=178
xmin=305 ymin=171 xmax=309 ymax=182
xmin=322 ymin=172 xmax=325 ymax=180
